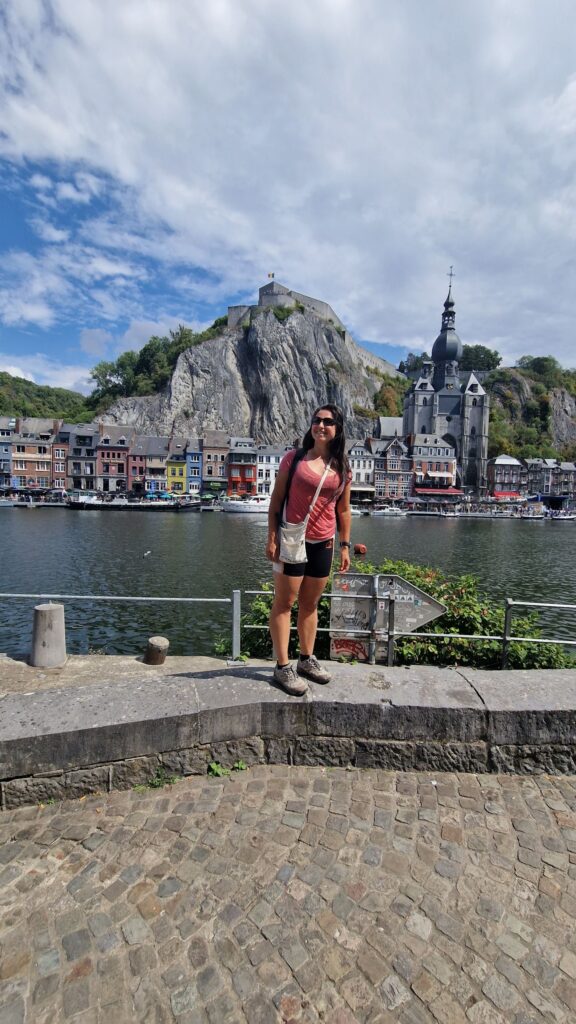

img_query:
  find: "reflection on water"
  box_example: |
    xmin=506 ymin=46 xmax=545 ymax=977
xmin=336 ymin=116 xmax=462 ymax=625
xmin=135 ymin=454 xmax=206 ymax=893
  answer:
xmin=0 ymin=509 xmax=574 ymax=658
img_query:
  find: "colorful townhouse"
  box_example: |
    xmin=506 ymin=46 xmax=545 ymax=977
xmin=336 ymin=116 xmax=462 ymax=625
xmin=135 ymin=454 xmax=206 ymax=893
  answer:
xmin=65 ymin=424 xmax=99 ymax=491
xmin=202 ymin=430 xmax=228 ymax=493
xmin=185 ymin=437 xmax=202 ymax=495
xmin=227 ymin=437 xmax=257 ymax=496
xmin=486 ymin=455 xmax=527 ymax=499
xmin=369 ymin=436 xmax=413 ymax=502
xmin=95 ymin=425 xmax=132 ymax=493
xmin=10 ymin=418 xmax=60 ymax=490
xmin=129 ymin=436 xmax=170 ymax=493
xmin=0 ymin=416 xmax=15 ymax=489
xmin=347 ymin=440 xmax=375 ymax=503
xmin=255 ymin=444 xmax=291 ymax=495
xmin=166 ymin=436 xmax=187 ymax=493
xmin=51 ymin=434 xmax=69 ymax=490
xmin=409 ymin=434 xmax=460 ymax=499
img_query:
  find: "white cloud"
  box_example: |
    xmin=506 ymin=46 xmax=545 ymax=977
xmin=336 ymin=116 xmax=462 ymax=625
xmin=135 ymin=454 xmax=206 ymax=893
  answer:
xmin=79 ymin=327 xmax=114 ymax=357
xmin=0 ymin=0 xmax=576 ymax=366
xmin=30 ymin=220 xmax=70 ymax=243
xmin=0 ymin=351 xmax=93 ymax=392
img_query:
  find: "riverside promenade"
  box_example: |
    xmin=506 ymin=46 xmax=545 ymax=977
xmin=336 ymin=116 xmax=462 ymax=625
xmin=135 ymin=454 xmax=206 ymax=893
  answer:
xmin=2 ymin=656 xmax=576 ymax=1022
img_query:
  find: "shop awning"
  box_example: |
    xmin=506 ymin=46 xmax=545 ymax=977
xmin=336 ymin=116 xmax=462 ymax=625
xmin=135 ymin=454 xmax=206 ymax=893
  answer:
xmin=413 ymin=487 xmax=463 ymax=495
xmin=493 ymin=491 xmax=521 ymax=498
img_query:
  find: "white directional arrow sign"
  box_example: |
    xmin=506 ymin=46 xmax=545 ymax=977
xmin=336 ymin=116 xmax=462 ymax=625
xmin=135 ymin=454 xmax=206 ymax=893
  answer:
xmin=374 ymin=575 xmax=446 ymax=633
xmin=330 ymin=573 xmax=446 ymax=662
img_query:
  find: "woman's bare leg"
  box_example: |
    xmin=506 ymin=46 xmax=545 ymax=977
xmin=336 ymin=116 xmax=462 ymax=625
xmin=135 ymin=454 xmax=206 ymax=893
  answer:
xmin=269 ymin=573 xmax=302 ymax=664
xmin=296 ymin=575 xmax=330 ymax=656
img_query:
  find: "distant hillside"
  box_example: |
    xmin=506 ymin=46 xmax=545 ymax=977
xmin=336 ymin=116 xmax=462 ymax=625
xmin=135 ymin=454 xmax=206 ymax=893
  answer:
xmin=0 ymin=372 xmax=93 ymax=421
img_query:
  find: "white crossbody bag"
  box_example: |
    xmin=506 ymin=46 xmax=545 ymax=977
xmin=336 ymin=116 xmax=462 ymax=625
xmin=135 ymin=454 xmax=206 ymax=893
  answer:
xmin=279 ymin=459 xmax=333 ymax=564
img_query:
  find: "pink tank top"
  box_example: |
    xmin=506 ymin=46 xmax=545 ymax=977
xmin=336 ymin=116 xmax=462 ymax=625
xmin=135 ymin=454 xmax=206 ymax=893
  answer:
xmin=280 ymin=449 xmax=348 ymax=541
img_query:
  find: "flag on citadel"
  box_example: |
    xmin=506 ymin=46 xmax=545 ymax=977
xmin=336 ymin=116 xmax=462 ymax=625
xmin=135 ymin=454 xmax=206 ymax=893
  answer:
xmin=267 ymin=272 xmax=274 ymax=279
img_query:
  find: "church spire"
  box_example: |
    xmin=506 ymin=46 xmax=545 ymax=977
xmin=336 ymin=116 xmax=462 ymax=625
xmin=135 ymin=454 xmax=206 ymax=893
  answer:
xmin=441 ymin=266 xmax=456 ymax=332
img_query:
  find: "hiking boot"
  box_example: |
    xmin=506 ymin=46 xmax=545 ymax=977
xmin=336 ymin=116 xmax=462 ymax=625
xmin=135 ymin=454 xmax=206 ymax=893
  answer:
xmin=297 ymin=654 xmax=331 ymax=684
xmin=273 ymin=663 xmax=308 ymax=696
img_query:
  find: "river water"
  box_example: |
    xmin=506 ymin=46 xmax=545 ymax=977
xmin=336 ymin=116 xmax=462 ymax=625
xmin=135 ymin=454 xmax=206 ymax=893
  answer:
xmin=1 ymin=508 xmax=575 ymax=659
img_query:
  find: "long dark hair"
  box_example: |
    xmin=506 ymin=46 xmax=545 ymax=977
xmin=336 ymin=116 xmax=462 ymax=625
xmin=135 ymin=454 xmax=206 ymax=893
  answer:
xmin=301 ymin=404 xmax=349 ymax=482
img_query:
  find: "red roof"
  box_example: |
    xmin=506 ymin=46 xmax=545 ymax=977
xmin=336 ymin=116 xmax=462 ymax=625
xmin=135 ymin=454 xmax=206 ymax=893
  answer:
xmin=493 ymin=491 xmax=520 ymax=498
xmin=413 ymin=487 xmax=463 ymax=495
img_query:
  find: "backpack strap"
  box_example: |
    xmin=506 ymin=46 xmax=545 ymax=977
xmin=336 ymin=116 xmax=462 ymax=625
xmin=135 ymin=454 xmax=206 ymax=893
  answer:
xmin=283 ymin=448 xmax=306 ymax=506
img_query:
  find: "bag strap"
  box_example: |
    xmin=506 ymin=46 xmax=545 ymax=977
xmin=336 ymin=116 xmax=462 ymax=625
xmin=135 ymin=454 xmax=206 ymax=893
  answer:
xmin=282 ymin=454 xmax=333 ymax=525
xmin=305 ymin=460 xmax=333 ymax=520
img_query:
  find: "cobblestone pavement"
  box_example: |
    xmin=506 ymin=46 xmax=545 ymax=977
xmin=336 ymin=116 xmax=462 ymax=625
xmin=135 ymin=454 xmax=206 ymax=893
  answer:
xmin=2 ymin=769 xmax=576 ymax=1024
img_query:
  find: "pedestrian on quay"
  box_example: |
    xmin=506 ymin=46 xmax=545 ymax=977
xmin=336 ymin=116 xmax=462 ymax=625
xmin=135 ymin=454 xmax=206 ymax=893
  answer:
xmin=266 ymin=404 xmax=352 ymax=695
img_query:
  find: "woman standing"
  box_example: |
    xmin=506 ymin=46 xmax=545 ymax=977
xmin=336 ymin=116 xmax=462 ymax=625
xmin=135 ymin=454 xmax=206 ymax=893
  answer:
xmin=266 ymin=404 xmax=352 ymax=695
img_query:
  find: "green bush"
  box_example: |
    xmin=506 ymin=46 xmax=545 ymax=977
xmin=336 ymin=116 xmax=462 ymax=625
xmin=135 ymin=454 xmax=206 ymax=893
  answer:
xmin=216 ymin=559 xmax=574 ymax=670
xmin=272 ymin=306 xmax=294 ymax=322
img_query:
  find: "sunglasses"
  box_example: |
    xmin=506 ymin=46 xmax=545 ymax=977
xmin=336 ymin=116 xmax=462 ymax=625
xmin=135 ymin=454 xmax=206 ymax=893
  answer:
xmin=312 ymin=416 xmax=336 ymax=427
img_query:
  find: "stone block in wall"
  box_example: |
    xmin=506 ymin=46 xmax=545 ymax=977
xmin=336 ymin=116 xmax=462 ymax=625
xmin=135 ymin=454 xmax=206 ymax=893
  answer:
xmin=265 ymin=737 xmax=292 ymax=764
xmin=209 ymin=737 xmax=265 ymax=767
xmin=160 ymin=748 xmax=209 ymax=776
xmin=412 ymin=742 xmax=488 ymax=774
xmin=197 ymin=704 xmax=262 ymax=744
xmin=3 ymin=774 xmax=66 ymax=809
xmin=355 ymin=739 xmax=489 ymax=773
xmin=355 ymin=740 xmax=416 ymax=771
xmin=491 ymin=744 xmax=576 ymax=775
xmin=293 ymin=738 xmax=355 ymax=766
xmin=111 ymin=756 xmax=159 ymax=790
xmin=64 ymin=766 xmax=110 ymax=799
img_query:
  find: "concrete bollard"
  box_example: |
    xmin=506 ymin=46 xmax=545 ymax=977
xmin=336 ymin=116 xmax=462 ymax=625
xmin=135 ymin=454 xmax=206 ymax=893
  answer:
xmin=30 ymin=603 xmax=67 ymax=668
xmin=143 ymin=635 xmax=170 ymax=665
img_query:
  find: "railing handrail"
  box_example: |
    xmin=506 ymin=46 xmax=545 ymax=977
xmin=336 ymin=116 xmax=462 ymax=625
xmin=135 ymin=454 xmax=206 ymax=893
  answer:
xmin=242 ymin=590 xmax=576 ymax=666
xmin=0 ymin=592 xmax=230 ymax=604
xmin=1 ymin=589 xmax=575 ymax=667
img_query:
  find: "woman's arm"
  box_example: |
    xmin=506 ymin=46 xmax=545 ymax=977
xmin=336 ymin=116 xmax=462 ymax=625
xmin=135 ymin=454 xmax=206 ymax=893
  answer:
xmin=266 ymin=467 xmax=289 ymax=562
xmin=336 ymin=482 xmax=352 ymax=572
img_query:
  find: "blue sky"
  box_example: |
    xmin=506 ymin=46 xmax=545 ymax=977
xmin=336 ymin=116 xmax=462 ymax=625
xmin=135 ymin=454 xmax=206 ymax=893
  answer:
xmin=1 ymin=1 xmax=576 ymax=393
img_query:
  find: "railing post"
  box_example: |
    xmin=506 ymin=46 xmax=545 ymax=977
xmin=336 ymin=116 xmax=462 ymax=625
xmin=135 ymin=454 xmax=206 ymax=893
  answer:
xmin=368 ymin=575 xmax=377 ymax=664
xmin=231 ymin=590 xmax=241 ymax=660
xmin=387 ymin=592 xmax=396 ymax=667
xmin=501 ymin=599 xmax=513 ymax=669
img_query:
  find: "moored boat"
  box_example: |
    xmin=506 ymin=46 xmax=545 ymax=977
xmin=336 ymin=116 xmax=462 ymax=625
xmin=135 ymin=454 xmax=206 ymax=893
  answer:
xmin=371 ymin=507 xmax=408 ymax=517
xmin=222 ymin=495 xmax=271 ymax=513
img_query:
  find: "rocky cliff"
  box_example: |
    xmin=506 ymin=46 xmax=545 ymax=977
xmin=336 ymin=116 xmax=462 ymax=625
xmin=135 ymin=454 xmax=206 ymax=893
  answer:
xmin=550 ymin=388 xmax=576 ymax=448
xmin=485 ymin=368 xmax=576 ymax=456
xmin=102 ymin=307 xmax=399 ymax=441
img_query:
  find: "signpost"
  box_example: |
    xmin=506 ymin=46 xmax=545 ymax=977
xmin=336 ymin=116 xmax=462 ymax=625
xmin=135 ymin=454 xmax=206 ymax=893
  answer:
xmin=330 ymin=573 xmax=446 ymax=664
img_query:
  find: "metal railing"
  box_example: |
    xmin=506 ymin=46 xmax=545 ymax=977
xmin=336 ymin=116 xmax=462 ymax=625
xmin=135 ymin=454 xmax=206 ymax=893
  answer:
xmin=0 ymin=590 xmax=242 ymax=661
xmin=243 ymin=591 xmax=576 ymax=668
xmin=1 ymin=590 xmax=575 ymax=668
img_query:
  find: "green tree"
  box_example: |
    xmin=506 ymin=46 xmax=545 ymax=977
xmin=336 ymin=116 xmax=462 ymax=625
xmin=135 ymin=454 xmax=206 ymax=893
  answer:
xmin=398 ymin=352 xmax=430 ymax=375
xmin=0 ymin=372 xmax=93 ymax=420
xmin=460 ymin=344 xmax=501 ymax=371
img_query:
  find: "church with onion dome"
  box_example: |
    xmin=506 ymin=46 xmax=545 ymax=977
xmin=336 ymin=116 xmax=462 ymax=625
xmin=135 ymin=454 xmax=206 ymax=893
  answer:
xmin=402 ymin=284 xmax=490 ymax=493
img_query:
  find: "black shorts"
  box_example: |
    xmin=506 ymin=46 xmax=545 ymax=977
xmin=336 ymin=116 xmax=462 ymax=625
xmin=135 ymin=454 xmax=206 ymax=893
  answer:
xmin=280 ymin=538 xmax=334 ymax=578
